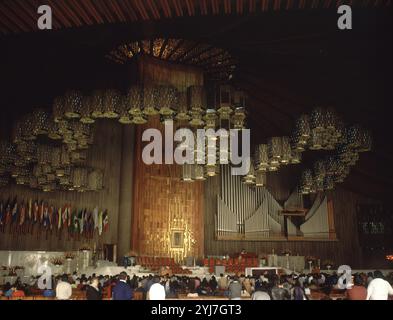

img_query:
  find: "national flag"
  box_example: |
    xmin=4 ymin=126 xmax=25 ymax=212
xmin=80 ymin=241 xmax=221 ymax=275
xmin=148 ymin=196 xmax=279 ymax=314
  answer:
xmin=93 ymin=207 xmax=98 ymax=230
xmin=39 ymin=201 xmax=44 ymax=223
xmin=33 ymin=201 xmax=39 ymax=223
xmin=62 ymin=205 xmax=68 ymax=227
xmin=5 ymin=202 xmax=12 ymax=226
xmin=86 ymin=211 xmax=93 ymax=236
xmin=43 ymin=204 xmax=49 ymax=228
xmin=48 ymin=206 xmax=54 ymax=230
xmin=72 ymin=210 xmax=79 ymax=234
xmin=19 ymin=201 xmax=26 ymax=226
xmin=11 ymin=198 xmax=18 ymax=225
xmin=103 ymin=210 xmax=109 ymax=233
xmin=27 ymin=199 xmax=32 ymax=224
xmin=79 ymin=209 xmax=85 ymax=234
xmin=67 ymin=205 xmax=72 ymax=228
xmin=0 ymin=200 xmax=4 ymax=226
xmin=57 ymin=207 xmax=62 ymax=230
xmin=98 ymin=210 xmax=103 ymax=235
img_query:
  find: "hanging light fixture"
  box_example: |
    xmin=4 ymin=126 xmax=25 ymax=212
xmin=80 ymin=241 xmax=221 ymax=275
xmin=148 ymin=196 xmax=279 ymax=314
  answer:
xmin=53 ymin=96 xmax=65 ymax=123
xmin=310 ymin=107 xmax=325 ymax=132
xmin=37 ymin=144 xmax=51 ymax=165
xmin=143 ymin=85 xmax=159 ymax=116
xmin=117 ymin=95 xmax=133 ymax=124
xmin=255 ymin=144 xmax=269 ymax=172
xmin=188 ymin=86 xmax=206 ymax=127
xmin=300 ymin=169 xmax=313 ymax=194
xmin=323 ymin=176 xmax=334 ymax=190
xmin=216 ymin=85 xmax=232 ymax=130
xmin=255 ymin=171 xmax=266 ymax=187
xmin=232 ymin=107 xmax=246 ymax=130
xmin=42 ymin=183 xmax=56 ymax=192
xmin=175 ymin=91 xmax=190 ymax=123
xmin=71 ymin=167 xmax=88 ymax=189
xmin=158 ymin=86 xmax=177 ymax=119
xmin=290 ymin=150 xmax=302 ymax=164
xmin=127 ymin=86 xmax=147 ymax=124
xmin=47 ymin=119 xmax=62 ymax=140
xmin=268 ymin=137 xmax=282 ymax=168
xmin=313 ymin=160 xmax=326 ymax=181
xmin=51 ymin=147 xmax=62 ymax=169
xmin=88 ymin=169 xmax=104 ymax=190
xmin=193 ymin=164 xmax=206 ymax=181
xmin=31 ymin=109 xmax=50 ymax=137
xmin=231 ymin=90 xmax=247 ymax=130
xmin=242 ymin=160 xmax=256 ymax=185
xmin=357 ymin=128 xmax=372 ymax=152
xmin=63 ymin=91 xmax=83 ymax=119
xmin=80 ymin=95 xmax=96 ymax=124
xmin=0 ymin=175 xmax=9 ymax=188
xmin=29 ymin=176 xmax=38 ymax=189
xmin=102 ymin=89 xmax=121 ymax=119
xmin=309 ymin=129 xmax=323 ymax=150
xmin=91 ymin=90 xmax=105 ymax=119
xmin=181 ymin=164 xmax=194 ymax=182
xmin=203 ymin=109 xmax=217 ymax=130
xmin=293 ymin=114 xmax=311 ymax=151
xmin=70 ymin=150 xmax=88 ymax=164
xmin=11 ymin=120 xmax=24 ymax=145
xmin=72 ymin=122 xmax=90 ymax=140
xmin=205 ymin=164 xmax=219 ymax=177
xmin=280 ymin=136 xmax=292 ymax=164
xmin=60 ymin=146 xmax=71 ymax=167
xmin=56 ymin=166 xmax=71 ymax=178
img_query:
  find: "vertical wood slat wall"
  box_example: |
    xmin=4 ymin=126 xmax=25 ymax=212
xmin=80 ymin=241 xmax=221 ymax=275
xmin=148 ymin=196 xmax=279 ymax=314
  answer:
xmin=0 ymin=121 xmax=124 ymax=252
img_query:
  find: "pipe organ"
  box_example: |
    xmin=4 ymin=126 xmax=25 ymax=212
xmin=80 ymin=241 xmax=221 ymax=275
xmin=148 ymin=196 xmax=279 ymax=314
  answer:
xmin=216 ymin=165 xmax=336 ymax=241
xmin=300 ymin=195 xmax=330 ymax=238
xmin=216 ymin=165 xmax=285 ymax=240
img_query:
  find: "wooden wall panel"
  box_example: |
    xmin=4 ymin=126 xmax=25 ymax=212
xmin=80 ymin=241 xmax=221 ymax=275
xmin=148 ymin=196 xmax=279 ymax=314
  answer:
xmin=0 ymin=121 xmax=124 ymax=252
xmin=204 ymin=169 xmax=372 ymax=269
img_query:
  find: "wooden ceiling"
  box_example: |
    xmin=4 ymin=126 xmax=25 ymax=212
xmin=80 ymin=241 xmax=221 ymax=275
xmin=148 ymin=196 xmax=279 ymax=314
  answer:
xmin=0 ymin=2 xmax=392 ymax=202
xmin=0 ymin=0 xmax=390 ymax=35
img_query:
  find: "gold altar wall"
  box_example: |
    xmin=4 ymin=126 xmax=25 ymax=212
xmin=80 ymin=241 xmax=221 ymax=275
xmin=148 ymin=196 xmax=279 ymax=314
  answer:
xmin=130 ymin=56 xmax=205 ymax=261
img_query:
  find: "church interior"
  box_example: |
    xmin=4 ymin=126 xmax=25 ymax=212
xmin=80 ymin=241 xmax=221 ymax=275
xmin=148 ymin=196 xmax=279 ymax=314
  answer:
xmin=0 ymin=1 xmax=392 ymax=301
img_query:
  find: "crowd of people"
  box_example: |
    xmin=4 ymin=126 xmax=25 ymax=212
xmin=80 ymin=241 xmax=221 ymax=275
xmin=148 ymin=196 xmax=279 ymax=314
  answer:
xmin=0 ymin=270 xmax=392 ymax=300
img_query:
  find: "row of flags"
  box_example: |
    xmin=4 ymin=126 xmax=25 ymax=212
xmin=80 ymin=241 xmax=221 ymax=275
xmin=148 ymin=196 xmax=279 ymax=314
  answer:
xmin=0 ymin=197 xmax=109 ymax=239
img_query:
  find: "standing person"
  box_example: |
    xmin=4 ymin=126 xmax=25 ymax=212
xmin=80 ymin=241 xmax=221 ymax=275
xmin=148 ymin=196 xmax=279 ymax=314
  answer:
xmin=209 ymin=275 xmax=218 ymax=293
xmin=86 ymin=277 xmax=102 ymax=300
xmin=148 ymin=276 xmax=166 ymax=300
xmin=112 ymin=272 xmax=133 ymax=300
xmin=367 ymin=271 xmax=393 ymax=300
xmin=243 ymin=276 xmax=252 ymax=295
xmin=228 ymin=276 xmax=242 ymax=300
xmin=271 ymin=278 xmax=291 ymax=300
xmin=218 ymin=274 xmax=228 ymax=291
xmin=56 ymin=274 xmax=72 ymax=300
xmin=252 ymin=285 xmax=271 ymax=300
xmin=292 ymin=280 xmax=307 ymax=300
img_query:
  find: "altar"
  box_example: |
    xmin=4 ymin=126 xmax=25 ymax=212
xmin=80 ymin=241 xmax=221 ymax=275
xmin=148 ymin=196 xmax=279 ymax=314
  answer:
xmin=267 ymin=254 xmax=305 ymax=272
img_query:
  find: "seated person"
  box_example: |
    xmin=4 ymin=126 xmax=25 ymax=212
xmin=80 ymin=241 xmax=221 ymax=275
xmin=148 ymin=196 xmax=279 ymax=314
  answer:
xmin=346 ymin=274 xmax=367 ymax=300
xmin=43 ymin=288 xmax=55 ymax=297
xmin=10 ymin=286 xmax=26 ymax=298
